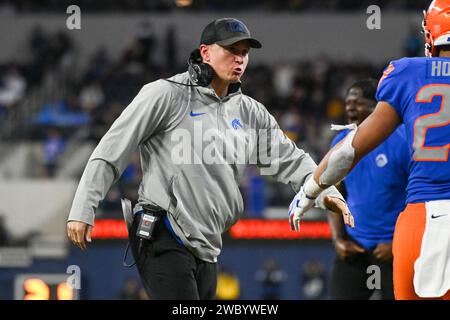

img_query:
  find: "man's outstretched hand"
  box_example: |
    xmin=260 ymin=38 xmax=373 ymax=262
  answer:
xmin=289 ymin=191 xmax=355 ymax=232
xmin=323 ymin=195 xmax=355 ymax=228
xmin=67 ymin=221 xmax=93 ymax=250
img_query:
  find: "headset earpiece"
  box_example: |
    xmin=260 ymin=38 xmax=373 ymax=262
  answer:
xmin=187 ymin=49 xmax=215 ymax=87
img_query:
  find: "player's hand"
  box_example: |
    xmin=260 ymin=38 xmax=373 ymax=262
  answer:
xmin=67 ymin=221 xmax=93 ymax=250
xmin=334 ymin=238 xmax=365 ymax=260
xmin=323 ymin=196 xmax=355 ymax=228
xmin=372 ymin=242 xmax=393 ymax=262
xmin=288 ymin=187 xmax=316 ymax=232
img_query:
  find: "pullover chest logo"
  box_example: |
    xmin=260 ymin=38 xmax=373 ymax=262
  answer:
xmin=231 ymin=119 xmax=243 ymax=130
xmin=190 ymin=111 xmax=206 ymax=117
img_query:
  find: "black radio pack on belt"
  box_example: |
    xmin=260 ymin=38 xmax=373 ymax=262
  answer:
xmin=136 ymin=212 xmax=160 ymax=240
xmin=123 ymin=209 xmax=163 ymax=268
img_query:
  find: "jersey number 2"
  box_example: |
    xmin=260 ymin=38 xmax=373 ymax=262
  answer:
xmin=414 ymin=84 xmax=450 ymax=161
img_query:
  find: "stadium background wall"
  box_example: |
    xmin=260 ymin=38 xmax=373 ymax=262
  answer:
xmin=0 ymin=241 xmax=334 ymax=300
xmin=0 ymin=13 xmax=421 ymax=66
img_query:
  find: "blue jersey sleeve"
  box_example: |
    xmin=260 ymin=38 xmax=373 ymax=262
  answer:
xmin=330 ymin=129 xmax=349 ymax=148
xmin=376 ymin=58 xmax=411 ymax=120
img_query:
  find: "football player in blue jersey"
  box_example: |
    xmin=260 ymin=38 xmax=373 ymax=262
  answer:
xmin=328 ymin=79 xmax=409 ymax=300
xmin=290 ymin=0 xmax=450 ymax=299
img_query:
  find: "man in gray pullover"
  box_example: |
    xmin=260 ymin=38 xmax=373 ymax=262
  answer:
xmin=67 ymin=18 xmax=352 ymax=299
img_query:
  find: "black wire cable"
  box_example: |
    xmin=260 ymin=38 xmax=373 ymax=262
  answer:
xmin=163 ymin=79 xmax=202 ymax=87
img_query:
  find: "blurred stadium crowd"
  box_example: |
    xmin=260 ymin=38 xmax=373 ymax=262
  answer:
xmin=0 ymin=16 xmax=424 ymax=221
xmin=0 ymin=0 xmax=432 ymax=13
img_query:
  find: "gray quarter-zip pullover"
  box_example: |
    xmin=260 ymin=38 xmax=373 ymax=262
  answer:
xmin=68 ymin=71 xmax=343 ymax=262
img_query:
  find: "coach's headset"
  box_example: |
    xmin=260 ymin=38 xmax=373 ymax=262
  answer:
xmin=165 ymin=48 xmax=215 ymax=87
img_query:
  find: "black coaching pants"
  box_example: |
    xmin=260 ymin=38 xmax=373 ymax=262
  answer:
xmin=129 ymin=213 xmax=217 ymax=300
xmin=330 ymin=244 xmax=394 ymax=300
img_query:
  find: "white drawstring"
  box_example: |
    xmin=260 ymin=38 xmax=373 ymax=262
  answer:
xmin=330 ymin=123 xmax=357 ymax=131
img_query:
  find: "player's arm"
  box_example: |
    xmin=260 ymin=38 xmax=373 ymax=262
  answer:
xmin=313 ymin=101 xmax=400 ymax=187
xmin=289 ymin=59 xmax=407 ymax=231
xmin=252 ymin=102 xmax=353 ymax=231
xmin=327 ymin=209 xmax=347 ymax=242
xmin=327 ymin=211 xmax=365 ymax=258
xmin=289 ymin=102 xmax=400 ymax=232
xmin=253 ymin=101 xmax=346 ymax=205
xmin=326 ymin=184 xmax=365 ymax=258
xmin=326 ymin=182 xmax=347 ymax=241
xmin=313 ymin=58 xmax=407 ymax=187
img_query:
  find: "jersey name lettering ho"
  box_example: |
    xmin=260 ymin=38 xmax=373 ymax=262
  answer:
xmin=376 ymin=57 xmax=450 ymax=204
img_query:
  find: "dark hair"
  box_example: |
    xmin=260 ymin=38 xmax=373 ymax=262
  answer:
xmin=436 ymin=44 xmax=450 ymax=56
xmin=346 ymin=78 xmax=377 ymax=102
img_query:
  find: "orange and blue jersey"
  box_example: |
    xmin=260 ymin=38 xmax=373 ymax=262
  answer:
xmin=331 ymin=126 xmax=409 ymax=250
xmin=376 ymin=57 xmax=450 ymax=204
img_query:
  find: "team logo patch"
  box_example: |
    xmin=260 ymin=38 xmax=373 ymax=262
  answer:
xmin=227 ymin=21 xmax=246 ymax=33
xmin=231 ymin=118 xmax=243 ymax=130
xmin=376 ymin=153 xmax=388 ymax=167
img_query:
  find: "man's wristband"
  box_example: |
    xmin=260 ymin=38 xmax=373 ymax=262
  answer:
xmin=304 ymin=176 xmax=324 ymax=199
